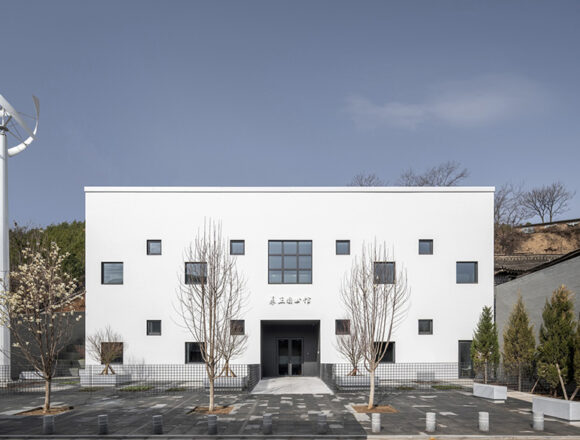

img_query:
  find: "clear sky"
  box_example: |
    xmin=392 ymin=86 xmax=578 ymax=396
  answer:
xmin=2 ymin=0 xmax=579 ymax=225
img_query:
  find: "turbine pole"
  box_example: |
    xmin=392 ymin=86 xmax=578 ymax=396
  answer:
xmin=0 ymin=123 xmax=9 ymax=383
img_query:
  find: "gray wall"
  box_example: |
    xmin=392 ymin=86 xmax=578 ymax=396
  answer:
xmin=495 ymin=256 xmax=580 ymax=352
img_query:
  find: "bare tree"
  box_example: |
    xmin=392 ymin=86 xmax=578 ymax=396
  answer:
xmin=398 ymin=161 xmax=469 ymax=186
xmin=0 ymin=242 xmax=82 ymax=413
xmin=335 ymin=319 xmax=363 ymax=376
xmin=87 ymin=326 xmax=124 ymax=375
xmin=341 ymin=242 xmax=410 ymax=409
xmin=176 ymin=220 xmax=247 ymax=411
xmin=520 ymin=182 xmax=575 ymax=223
xmin=494 ymin=183 xmax=529 ymax=226
xmin=349 ymin=173 xmax=385 ymax=186
xmin=218 ymin=319 xmax=248 ymax=377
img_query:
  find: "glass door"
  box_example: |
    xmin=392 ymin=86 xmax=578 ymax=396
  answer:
xmin=278 ymin=339 xmax=289 ymax=375
xmin=290 ymin=339 xmax=302 ymax=375
xmin=277 ymin=338 xmax=303 ymax=376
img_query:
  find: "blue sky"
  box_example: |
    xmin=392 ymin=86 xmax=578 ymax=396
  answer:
xmin=2 ymin=0 xmax=579 ymax=225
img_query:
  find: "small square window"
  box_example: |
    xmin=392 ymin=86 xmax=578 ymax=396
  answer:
xmin=418 ymin=319 xmax=433 ymax=335
xmin=101 ymin=342 xmax=123 ymax=364
xmin=185 ymin=262 xmax=207 ymax=284
xmin=335 ymin=319 xmax=350 ymax=335
xmin=230 ymin=240 xmax=245 ymax=255
xmin=185 ymin=342 xmax=204 ymax=363
xmin=456 ymin=262 xmax=478 ymax=284
xmin=230 ymin=320 xmax=245 ymax=335
xmin=336 ymin=240 xmax=350 ymax=255
xmin=374 ymin=262 xmax=395 ymax=284
xmin=147 ymin=320 xmax=161 ymax=336
xmin=147 ymin=240 xmax=162 ymax=255
xmin=101 ymin=262 xmax=123 ymax=285
xmin=418 ymin=239 xmax=433 ymax=255
xmin=374 ymin=341 xmax=395 ymax=363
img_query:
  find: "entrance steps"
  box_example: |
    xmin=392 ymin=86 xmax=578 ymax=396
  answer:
xmin=251 ymin=377 xmax=333 ymax=395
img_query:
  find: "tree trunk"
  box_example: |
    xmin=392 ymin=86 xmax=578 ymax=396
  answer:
xmin=556 ymin=363 xmax=568 ymax=400
xmin=209 ymin=379 xmax=215 ymax=412
xmin=518 ymin=365 xmax=522 ymax=392
xmin=367 ymin=369 xmax=375 ymax=410
xmin=43 ymin=378 xmax=52 ymax=413
xmin=484 ymin=363 xmax=488 ymax=384
xmin=570 ymin=387 xmax=580 ymax=401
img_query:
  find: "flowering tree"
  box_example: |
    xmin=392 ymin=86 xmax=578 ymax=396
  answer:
xmin=0 ymin=242 xmax=82 ymax=413
xmin=87 ymin=326 xmax=125 ymax=375
xmin=176 ymin=220 xmax=247 ymax=411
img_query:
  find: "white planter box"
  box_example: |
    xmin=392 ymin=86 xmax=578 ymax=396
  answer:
xmin=533 ymin=396 xmax=580 ymax=421
xmin=79 ymin=369 xmax=132 ymax=387
xmin=335 ymin=375 xmax=371 ymax=389
xmin=473 ymin=383 xmax=507 ymax=401
xmin=204 ymin=376 xmax=248 ymax=390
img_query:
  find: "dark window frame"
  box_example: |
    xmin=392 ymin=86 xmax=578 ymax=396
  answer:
xmin=418 ymin=319 xmax=433 ymax=335
xmin=418 ymin=239 xmax=433 ymax=255
xmin=146 ymin=320 xmax=162 ymax=336
xmin=230 ymin=240 xmax=245 ymax=255
xmin=374 ymin=341 xmax=395 ymax=363
xmin=336 ymin=240 xmax=351 ymax=255
xmin=185 ymin=262 xmax=208 ymax=285
xmin=456 ymin=261 xmax=478 ymax=284
xmin=230 ymin=320 xmax=245 ymax=335
xmin=101 ymin=262 xmax=124 ymax=285
xmin=373 ymin=261 xmax=396 ymax=284
xmin=268 ymin=240 xmax=312 ymax=284
xmin=335 ymin=319 xmax=350 ymax=335
xmin=147 ymin=239 xmax=162 ymax=255
xmin=185 ymin=342 xmax=204 ymax=364
xmin=101 ymin=342 xmax=123 ymax=364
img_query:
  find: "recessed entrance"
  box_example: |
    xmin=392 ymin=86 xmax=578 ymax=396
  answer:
xmin=261 ymin=320 xmax=319 ymax=377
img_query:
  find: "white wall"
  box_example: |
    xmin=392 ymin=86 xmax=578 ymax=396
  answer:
xmin=85 ymin=187 xmax=494 ymax=365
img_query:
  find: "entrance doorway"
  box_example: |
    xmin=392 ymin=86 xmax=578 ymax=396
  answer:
xmin=277 ymin=338 xmax=303 ymax=376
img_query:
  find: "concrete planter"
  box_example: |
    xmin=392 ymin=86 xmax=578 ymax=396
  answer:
xmin=79 ymin=369 xmax=132 ymax=387
xmin=533 ymin=396 xmax=580 ymax=421
xmin=204 ymin=376 xmax=248 ymax=390
xmin=473 ymin=383 xmax=507 ymax=401
xmin=335 ymin=374 xmax=371 ymax=389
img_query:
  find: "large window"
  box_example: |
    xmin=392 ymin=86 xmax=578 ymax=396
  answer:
xmin=456 ymin=262 xmax=478 ymax=284
xmin=373 ymin=262 xmax=395 ymax=284
xmin=185 ymin=262 xmax=207 ymax=284
xmin=268 ymin=240 xmax=312 ymax=284
xmin=418 ymin=239 xmax=433 ymax=255
xmin=418 ymin=319 xmax=433 ymax=335
xmin=185 ymin=342 xmax=204 ymax=363
xmin=336 ymin=240 xmax=350 ymax=255
xmin=230 ymin=320 xmax=245 ymax=335
xmin=335 ymin=319 xmax=350 ymax=335
xmin=230 ymin=240 xmax=245 ymax=255
xmin=147 ymin=240 xmax=162 ymax=255
xmin=374 ymin=341 xmax=395 ymax=363
xmin=101 ymin=262 xmax=123 ymax=285
xmin=147 ymin=320 xmax=162 ymax=336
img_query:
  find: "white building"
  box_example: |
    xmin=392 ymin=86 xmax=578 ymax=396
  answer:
xmin=85 ymin=186 xmax=494 ymax=378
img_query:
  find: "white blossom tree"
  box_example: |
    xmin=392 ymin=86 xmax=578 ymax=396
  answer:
xmin=0 ymin=242 xmax=82 ymax=413
xmin=176 ymin=220 xmax=248 ymax=411
xmin=341 ymin=242 xmax=410 ymax=409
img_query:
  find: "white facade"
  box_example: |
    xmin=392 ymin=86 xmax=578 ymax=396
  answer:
xmin=85 ymin=186 xmax=494 ymax=372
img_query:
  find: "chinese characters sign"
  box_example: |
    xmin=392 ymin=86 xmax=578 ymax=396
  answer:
xmin=269 ymin=296 xmax=311 ymax=305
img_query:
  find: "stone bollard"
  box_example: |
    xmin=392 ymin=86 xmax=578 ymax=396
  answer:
xmin=208 ymin=414 xmax=218 ymax=435
xmin=98 ymin=415 xmax=109 ymax=435
xmin=42 ymin=415 xmax=55 ymax=435
xmin=317 ymin=413 xmax=328 ymax=434
xmin=533 ymin=412 xmax=544 ymax=431
xmin=152 ymin=415 xmax=163 ymax=435
xmin=371 ymin=413 xmax=381 ymax=433
xmin=425 ymin=412 xmax=436 ymax=433
xmin=478 ymin=411 xmax=489 ymax=432
xmin=262 ymin=413 xmax=273 ymax=435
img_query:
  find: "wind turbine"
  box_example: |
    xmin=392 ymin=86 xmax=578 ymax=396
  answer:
xmin=0 ymin=95 xmax=40 ymax=382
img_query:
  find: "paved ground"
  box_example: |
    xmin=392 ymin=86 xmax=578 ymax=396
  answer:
xmin=252 ymin=377 xmax=333 ymax=394
xmin=0 ymin=382 xmax=580 ymax=437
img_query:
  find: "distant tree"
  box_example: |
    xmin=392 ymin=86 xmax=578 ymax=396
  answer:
xmin=536 ymin=285 xmax=575 ymax=399
xmin=349 ymin=173 xmax=384 ymax=186
xmin=502 ymin=294 xmax=535 ymax=391
xmin=471 ymin=306 xmax=500 ymax=384
xmin=87 ymin=326 xmax=125 ymax=375
xmin=571 ymin=320 xmax=580 ymax=400
xmin=494 ymin=183 xmax=529 ymax=226
xmin=398 ymin=161 xmax=469 ymax=186
xmin=520 ymin=182 xmax=575 ymax=223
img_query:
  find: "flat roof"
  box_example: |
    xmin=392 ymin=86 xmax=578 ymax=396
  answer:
xmin=85 ymin=186 xmax=494 ymax=194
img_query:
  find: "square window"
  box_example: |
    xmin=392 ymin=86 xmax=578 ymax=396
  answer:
xmin=185 ymin=342 xmax=204 ymax=363
xmin=374 ymin=341 xmax=395 ymax=363
xmin=230 ymin=320 xmax=245 ymax=335
xmin=418 ymin=319 xmax=433 ymax=335
xmin=373 ymin=262 xmax=395 ymax=284
xmin=335 ymin=319 xmax=350 ymax=335
xmin=456 ymin=262 xmax=478 ymax=284
xmin=147 ymin=240 xmax=162 ymax=255
xmin=268 ymin=240 xmax=312 ymax=284
xmin=336 ymin=240 xmax=350 ymax=255
xmin=147 ymin=320 xmax=161 ymax=336
xmin=230 ymin=240 xmax=245 ymax=255
xmin=101 ymin=342 xmax=123 ymax=364
xmin=185 ymin=262 xmax=207 ymax=284
xmin=101 ymin=262 xmax=123 ymax=285
xmin=418 ymin=239 xmax=433 ymax=255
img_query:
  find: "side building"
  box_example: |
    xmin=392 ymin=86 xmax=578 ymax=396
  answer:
xmin=85 ymin=186 xmax=494 ymax=378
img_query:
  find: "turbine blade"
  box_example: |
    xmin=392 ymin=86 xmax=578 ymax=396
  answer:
xmin=0 ymin=94 xmax=34 ymax=137
xmin=7 ymin=95 xmax=39 ymax=157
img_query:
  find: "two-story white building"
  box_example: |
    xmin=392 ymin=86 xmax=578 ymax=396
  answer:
xmin=85 ymin=186 xmax=494 ymax=378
